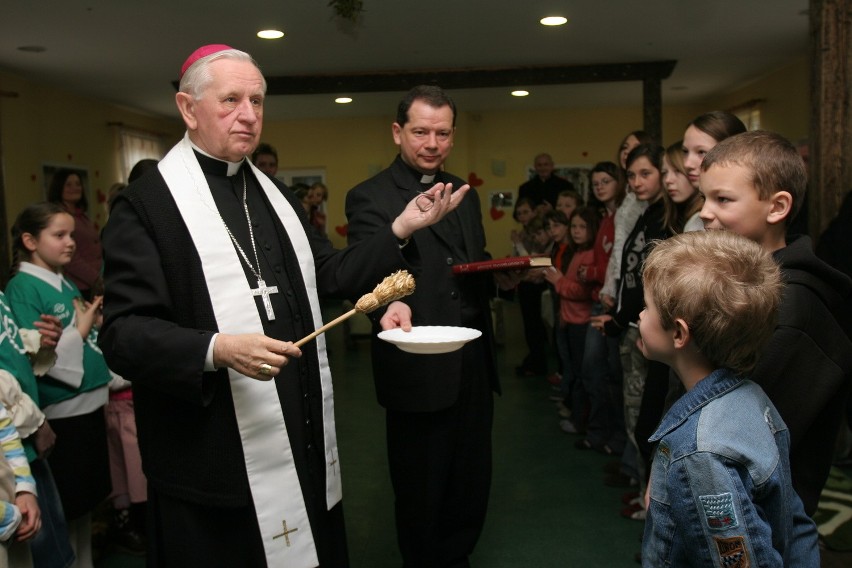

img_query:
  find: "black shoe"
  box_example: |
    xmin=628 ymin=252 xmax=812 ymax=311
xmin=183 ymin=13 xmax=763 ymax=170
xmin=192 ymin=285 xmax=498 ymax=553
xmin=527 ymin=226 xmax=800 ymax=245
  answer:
xmin=112 ymin=509 xmax=146 ymax=555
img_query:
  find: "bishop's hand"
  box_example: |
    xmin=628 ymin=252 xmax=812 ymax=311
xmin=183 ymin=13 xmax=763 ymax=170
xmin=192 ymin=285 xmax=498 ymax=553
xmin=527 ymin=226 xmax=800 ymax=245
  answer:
xmin=213 ymin=333 xmax=302 ymax=381
xmin=391 ymin=182 xmax=470 ymax=240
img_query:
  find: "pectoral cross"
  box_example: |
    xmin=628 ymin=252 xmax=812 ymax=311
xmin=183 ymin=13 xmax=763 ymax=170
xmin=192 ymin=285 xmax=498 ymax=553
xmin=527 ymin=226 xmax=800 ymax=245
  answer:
xmin=252 ymin=279 xmax=279 ymax=321
xmin=272 ymin=519 xmax=298 ymax=547
xmin=329 ymin=454 xmax=339 ymax=477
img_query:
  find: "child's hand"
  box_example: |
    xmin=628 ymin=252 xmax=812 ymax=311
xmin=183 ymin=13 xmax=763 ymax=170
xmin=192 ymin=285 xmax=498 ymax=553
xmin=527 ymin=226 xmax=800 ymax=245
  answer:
xmin=543 ymin=266 xmax=560 ymax=285
xmin=34 ymin=315 xmax=63 ymax=349
xmin=590 ymin=314 xmax=612 ymax=335
xmin=33 ymin=420 xmax=56 ymax=459
xmin=73 ymin=295 xmax=103 ymax=339
xmin=14 ymin=493 xmax=40 ymax=541
xmin=600 ymin=293 xmax=616 ymax=310
xmin=578 ymin=265 xmax=589 ymax=282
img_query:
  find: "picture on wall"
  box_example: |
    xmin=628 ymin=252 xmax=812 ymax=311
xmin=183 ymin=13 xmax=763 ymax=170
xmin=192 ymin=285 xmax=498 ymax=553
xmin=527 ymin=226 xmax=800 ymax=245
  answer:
xmin=278 ymin=168 xmax=326 ymax=188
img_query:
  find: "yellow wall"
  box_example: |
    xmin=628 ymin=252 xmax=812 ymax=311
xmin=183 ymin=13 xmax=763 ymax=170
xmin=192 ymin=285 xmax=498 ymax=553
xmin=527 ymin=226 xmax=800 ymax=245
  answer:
xmin=1 ymin=56 xmax=810 ymax=257
xmin=706 ymin=56 xmax=809 ymax=143
xmin=0 ymin=70 xmax=183 ymax=232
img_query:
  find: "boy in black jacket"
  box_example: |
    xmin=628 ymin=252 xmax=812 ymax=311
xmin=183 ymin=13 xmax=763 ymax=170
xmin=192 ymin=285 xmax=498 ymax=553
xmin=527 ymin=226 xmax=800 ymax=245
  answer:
xmin=699 ymin=130 xmax=852 ymax=515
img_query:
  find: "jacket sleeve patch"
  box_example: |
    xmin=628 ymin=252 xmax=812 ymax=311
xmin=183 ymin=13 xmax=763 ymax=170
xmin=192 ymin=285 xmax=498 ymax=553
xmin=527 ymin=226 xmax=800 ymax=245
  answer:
xmin=700 ymin=492 xmax=739 ymax=530
xmin=713 ymin=535 xmax=750 ymax=567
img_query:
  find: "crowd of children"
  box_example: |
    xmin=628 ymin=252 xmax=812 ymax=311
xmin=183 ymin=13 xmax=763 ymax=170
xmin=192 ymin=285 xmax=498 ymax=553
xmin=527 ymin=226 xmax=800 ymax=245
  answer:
xmin=509 ymin=115 xmax=852 ymax=565
xmin=0 ymin=170 xmax=149 ymax=567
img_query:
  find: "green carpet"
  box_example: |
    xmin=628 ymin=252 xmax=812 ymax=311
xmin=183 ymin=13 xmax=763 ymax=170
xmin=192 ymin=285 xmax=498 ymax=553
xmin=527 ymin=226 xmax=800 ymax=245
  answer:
xmin=96 ymin=300 xmax=642 ymax=566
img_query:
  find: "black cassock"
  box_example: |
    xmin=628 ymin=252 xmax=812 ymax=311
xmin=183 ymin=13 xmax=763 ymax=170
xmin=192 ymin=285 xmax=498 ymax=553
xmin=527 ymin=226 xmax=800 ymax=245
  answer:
xmin=101 ymin=151 xmax=404 ymax=567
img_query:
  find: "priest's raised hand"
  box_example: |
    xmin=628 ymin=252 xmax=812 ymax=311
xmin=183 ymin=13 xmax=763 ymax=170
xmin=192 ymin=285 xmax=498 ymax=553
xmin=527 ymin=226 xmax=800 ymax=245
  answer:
xmin=390 ymin=182 xmax=470 ymax=241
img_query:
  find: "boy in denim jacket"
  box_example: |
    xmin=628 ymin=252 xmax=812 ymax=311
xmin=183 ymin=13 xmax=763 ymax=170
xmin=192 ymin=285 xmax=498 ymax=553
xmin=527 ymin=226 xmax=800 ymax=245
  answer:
xmin=639 ymin=231 xmax=819 ymax=566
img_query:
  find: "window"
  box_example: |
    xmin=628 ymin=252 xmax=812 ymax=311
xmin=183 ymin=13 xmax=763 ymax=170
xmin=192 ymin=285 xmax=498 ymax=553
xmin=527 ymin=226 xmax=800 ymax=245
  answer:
xmin=119 ymin=129 xmax=165 ymax=182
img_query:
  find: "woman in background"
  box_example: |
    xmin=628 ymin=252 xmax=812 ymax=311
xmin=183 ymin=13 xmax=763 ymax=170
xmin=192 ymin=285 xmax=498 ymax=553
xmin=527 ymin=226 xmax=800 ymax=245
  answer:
xmin=47 ymin=170 xmax=101 ymax=301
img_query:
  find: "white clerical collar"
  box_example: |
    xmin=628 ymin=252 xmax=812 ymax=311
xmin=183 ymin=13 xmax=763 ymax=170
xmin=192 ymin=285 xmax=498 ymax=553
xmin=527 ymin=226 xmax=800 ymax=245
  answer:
xmin=420 ymin=173 xmax=436 ymax=184
xmin=18 ymin=262 xmax=67 ymax=292
xmin=186 ymin=133 xmax=245 ymax=176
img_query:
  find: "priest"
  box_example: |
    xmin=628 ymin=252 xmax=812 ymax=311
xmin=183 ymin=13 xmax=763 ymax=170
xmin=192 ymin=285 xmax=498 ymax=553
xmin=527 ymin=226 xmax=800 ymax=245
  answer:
xmin=99 ymin=45 xmax=468 ymax=568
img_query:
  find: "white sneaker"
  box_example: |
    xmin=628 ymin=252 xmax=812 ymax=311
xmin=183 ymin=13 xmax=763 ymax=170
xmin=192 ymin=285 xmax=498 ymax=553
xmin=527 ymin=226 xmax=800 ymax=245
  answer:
xmin=560 ymin=419 xmax=578 ymax=434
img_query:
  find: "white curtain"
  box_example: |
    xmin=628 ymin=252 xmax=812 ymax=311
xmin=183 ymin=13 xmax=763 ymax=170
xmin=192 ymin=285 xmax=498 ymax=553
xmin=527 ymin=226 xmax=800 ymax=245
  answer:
xmin=119 ymin=129 xmax=165 ymax=182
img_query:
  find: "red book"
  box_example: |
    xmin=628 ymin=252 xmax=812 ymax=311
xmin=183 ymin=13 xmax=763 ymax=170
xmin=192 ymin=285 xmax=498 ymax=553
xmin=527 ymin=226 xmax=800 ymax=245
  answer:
xmin=452 ymin=255 xmax=552 ymax=274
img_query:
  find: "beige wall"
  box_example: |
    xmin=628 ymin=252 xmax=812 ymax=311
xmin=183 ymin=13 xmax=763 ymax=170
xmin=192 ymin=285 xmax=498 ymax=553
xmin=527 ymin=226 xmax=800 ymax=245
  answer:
xmin=0 ymin=70 xmax=183 ymax=232
xmin=0 ymin=56 xmax=809 ymax=257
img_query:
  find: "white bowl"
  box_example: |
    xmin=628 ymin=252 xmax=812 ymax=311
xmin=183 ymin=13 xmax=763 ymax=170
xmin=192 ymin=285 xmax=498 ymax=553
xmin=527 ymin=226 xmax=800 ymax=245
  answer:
xmin=377 ymin=326 xmax=482 ymax=354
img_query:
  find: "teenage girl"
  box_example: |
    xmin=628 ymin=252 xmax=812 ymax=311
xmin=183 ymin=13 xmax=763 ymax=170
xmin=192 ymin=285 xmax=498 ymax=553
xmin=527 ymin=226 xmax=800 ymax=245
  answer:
xmin=575 ymin=162 xmax=627 ymax=454
xmin=542 ymin=210 xmax=573 ymax=391
xmin=591 ymin=144 xmax=670 ymax=502
xmin=6 ymin=202 xmax=112 ymax=568
xmin=682 ymin=111 xmax=747 ymax=191
xmin=600 ymin=130 xmax=654 ymax=312
xmin=662 ymin=141 xmax=704 ymax=233
xmin=546 ymin=208 xmax=599 ymax=434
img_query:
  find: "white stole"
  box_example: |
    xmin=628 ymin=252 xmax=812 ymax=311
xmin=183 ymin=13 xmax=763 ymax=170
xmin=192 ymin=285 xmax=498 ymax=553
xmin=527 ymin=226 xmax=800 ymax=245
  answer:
xmin=158 ymin=134 xmax=340 ymax=568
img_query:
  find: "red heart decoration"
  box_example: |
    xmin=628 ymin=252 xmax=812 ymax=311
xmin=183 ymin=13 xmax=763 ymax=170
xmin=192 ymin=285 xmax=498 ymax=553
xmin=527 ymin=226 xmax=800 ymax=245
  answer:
xmin=335 ymin=224 xmax=348 ymax=237
xmin=96 ymin=189 xmax=106 ymax=203
xmin=31 ymin=174 xmax=37 ymax=182
xmin=582 ymin=151 xmax=588 ymax=157
xmin=489 ymin=206 xmax=505 ymax=220
xmin=467 ymin=172 xmax=484 ymax=187
xmin=67 ymin=154 xmax=73 ymax=161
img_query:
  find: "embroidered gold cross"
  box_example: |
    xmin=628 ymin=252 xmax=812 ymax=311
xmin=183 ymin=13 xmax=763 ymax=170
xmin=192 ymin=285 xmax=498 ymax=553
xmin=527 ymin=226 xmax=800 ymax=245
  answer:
xmin=272 ymin=519 xmax=298 ymax=547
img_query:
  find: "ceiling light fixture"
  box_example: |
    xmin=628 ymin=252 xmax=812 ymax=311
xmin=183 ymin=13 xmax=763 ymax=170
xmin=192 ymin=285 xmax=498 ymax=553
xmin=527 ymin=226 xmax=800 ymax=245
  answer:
xmin=17 ymin=45 xmax=46 ymax=53
xmin=511 ymin=90 xmax=529 ymax=97
xmin=335 ymin=97 xmax=353 ymax=104
xmin=257 ymin=29 xmax=285 ymax=39
xmin=540 ymin=16 xmax=567 ymax=26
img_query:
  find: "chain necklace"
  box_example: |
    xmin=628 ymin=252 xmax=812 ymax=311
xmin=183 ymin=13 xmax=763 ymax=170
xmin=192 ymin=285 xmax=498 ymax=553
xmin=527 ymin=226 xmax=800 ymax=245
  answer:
xmin=219 ymin=171 xmax=279 ymax=321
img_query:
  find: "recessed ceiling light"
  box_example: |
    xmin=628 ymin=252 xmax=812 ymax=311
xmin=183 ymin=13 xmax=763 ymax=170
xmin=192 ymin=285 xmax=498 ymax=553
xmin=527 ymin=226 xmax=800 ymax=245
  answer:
xmin=335 ymin=97 xmax=353 ymax=104
xmin=511 ymin=90 xmax=529 ymax=97
xmin=540 ymin=16 xmax=567 ymax=26
xmin=257 ymin=29 xmax=284 ymax=39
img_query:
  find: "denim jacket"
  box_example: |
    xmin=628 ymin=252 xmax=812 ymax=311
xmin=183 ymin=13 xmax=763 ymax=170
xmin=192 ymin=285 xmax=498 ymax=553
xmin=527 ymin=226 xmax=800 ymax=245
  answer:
xmin=642 ymin=368 xmax=819 ymax=567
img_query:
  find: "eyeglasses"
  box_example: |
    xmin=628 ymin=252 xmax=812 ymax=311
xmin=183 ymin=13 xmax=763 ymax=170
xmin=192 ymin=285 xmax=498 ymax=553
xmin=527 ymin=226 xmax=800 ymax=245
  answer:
xmin=415 ymin=189 xmax=446 ymax=212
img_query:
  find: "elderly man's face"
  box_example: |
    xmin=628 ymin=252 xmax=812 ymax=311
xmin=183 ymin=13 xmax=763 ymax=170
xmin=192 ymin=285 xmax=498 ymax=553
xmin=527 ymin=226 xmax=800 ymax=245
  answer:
xmin=534 ymin=155 xmax=554 ymax=179
xmin=392 ymin=100 xmax=454 ymax=174
xmin=180 ymin=58 xmax=264 ymax=162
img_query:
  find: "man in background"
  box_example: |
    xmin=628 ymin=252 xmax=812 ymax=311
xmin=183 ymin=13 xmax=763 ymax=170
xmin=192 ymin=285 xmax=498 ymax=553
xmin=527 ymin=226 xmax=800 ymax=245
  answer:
xmin=518 ymin=152 xmax=574 ymax=212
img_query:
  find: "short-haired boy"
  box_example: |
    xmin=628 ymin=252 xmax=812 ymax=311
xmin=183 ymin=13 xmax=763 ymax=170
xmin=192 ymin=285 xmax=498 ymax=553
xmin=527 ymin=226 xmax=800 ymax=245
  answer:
xmin=700 ymin=130 xmax=852 ymax=515
xmin=639 ymin=230 xmax=819 ymax=566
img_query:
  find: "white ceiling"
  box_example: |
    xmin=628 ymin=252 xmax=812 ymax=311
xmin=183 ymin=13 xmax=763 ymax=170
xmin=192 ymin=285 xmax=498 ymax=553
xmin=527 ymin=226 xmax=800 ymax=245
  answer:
xmin=0 ymin=0 xmax=810 ymax=121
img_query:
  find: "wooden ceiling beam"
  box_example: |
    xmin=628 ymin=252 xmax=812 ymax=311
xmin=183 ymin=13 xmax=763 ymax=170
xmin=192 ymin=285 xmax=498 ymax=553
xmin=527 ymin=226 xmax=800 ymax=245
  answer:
xmin=262 ymin=60 xmax=676 ymax=95
xmin=169 ymin=60 xmax=677 ymax=95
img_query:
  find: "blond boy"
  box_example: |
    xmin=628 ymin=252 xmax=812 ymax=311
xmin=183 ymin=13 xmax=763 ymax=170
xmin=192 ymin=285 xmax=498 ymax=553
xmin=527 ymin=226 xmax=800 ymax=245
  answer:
xmin=639 ymin=230 xmax=818 ymax=567
xmin=698 ymin=131 xmax=852 ymax=516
